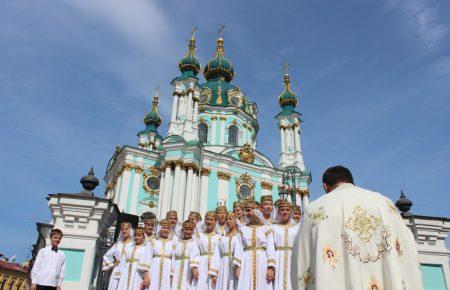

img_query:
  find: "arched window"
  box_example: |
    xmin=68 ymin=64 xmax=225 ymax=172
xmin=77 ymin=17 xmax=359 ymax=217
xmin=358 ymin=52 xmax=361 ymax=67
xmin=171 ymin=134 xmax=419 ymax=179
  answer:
xmin=198 ymin=123 xmax=208 ymax=143
xmin=228 ymin=125 xmax=239 ymax=146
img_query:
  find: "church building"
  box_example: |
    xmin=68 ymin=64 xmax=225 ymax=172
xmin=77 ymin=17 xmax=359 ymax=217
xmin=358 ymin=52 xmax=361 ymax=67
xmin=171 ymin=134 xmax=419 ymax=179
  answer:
xmin=103 ymin=32 xmax=311 ymax=220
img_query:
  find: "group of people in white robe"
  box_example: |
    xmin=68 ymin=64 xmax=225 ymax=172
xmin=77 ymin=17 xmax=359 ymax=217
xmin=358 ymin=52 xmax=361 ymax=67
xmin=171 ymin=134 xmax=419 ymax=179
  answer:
xmin=103 ymin=195 xmax=302 ymax=290
xmin=103 ymin=165 xmax=425 ymax=290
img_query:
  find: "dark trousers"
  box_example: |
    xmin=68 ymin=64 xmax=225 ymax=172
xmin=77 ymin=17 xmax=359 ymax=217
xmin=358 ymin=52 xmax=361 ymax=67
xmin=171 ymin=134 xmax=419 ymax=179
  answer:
xmin=37 ymin=285 xmax=57 ymax=290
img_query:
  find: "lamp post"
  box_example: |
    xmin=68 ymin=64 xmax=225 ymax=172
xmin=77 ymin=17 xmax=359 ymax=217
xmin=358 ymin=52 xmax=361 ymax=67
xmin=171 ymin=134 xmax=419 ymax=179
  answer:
xmin=279 ymin=168 xmax=298 ymax=204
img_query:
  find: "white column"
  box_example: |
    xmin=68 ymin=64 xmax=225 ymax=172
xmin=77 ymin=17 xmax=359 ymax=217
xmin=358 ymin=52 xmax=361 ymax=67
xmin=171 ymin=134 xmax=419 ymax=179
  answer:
xmin=160 ymin=165 xmax=172 ymax=218
xmin=199 ymin=170 xmax=210 ymax=216
xmin=171 ymin=96 xmax=179 ymax=122
xmin=211 ymin=117 xmax=217 ymax=145
xmin=295 ymin=125 xmax=301 ymax=152
xmin=130 ymin=171 xmax=142 ymax=215
xmin=219 ymin=118 xmax=225 ymax=145
xmin=280 ymin=128 xmax=285 ymax=153
xmin=113 ymin=175 xmax=122 ymax=204
xmin=177 ymin=166 xmax=187 ymax=214
xmin=191 ymin=171 xmax=199 ymax=214
xmin=186 ymin=92 xmax=193 ymax=120
xmin=184 ymin=166 xmax=194 ymax=218
xmin=193 ymin=101 xmax=199 ymax=122
xmin=156 ymin=170 xmax=165 ymax=218
xmin=170 ymin=162 xmax=182 ymax=211
xmin=218 ymin=176 xmax=230 ymax=205
xmin=118 ymin=169 xmax=131 ymax=211
xmin=302 ymin=195 xmax=310 ymax=208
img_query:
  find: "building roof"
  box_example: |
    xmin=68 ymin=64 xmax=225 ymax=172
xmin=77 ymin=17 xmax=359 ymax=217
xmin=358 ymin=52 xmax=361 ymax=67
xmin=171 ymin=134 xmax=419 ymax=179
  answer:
xmin=0 ymin=260 xmax=29 ymax=273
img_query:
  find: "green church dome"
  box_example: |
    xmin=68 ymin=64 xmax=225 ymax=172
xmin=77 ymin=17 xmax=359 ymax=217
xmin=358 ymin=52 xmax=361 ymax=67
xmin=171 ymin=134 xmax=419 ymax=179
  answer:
xmin=278 ymin=73 xmax=298 ymax=109
xmin=203 ymin=38 xmax=235 ymax=82
xmin=178 ymin=36 xmax=200 ymax=77
xmin=141 ymin=90 xmax=162 ymax=133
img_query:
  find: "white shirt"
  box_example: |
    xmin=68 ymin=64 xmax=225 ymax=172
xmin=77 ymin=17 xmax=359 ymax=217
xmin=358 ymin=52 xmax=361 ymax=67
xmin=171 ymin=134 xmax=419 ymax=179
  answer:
xmin=31 ymin=246 xmax=66 ymax=286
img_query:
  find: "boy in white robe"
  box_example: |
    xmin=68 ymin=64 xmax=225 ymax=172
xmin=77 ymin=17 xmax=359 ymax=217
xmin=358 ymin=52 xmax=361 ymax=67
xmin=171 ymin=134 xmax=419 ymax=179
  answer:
xmin=147 ymin=219 xmax=175 ymax=290
xmin=260 ymin=195 xmax=276 ymax=225
xmin=167 ymin=210 xmax=182 ymax=240
xmin=188 ymin=211 xmax=202 ymax=239
xmin=291 ymin=205 xmax=301 ymax=224
xmin=102 ymin=222 xmax=133 ymax=290
xmin=216 ymin=212 xmax=240 ymax=290
xmin=272 ymin=200 xmax=300 ymax=290
xmin=144 ymin=218 xmax=157 ymax=243
xmin=117 ymin=227 xmax=150 ymax=290
xmin=235 ymin=199 xmax=276 ymax=290
xmin=215 ymin=206 xmax=228 ymax=236
xmin=192 ymin=211 xmax=221 ymax=290
xmin=233 ymin=201 xmax=245 ymax=224
xmin=172 ymin=220 xmax=200 ymax=290
xmin=292 ymin=165 xmax=424 ymax=290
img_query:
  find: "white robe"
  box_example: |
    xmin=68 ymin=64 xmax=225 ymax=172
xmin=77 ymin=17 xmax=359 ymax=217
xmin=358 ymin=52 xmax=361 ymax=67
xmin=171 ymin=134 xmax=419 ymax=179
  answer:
xmin=192 ymin=232 xmax=221 ymax=290
xmin=172 ymin=238 xmax=200 ymax=290
xmin=272 ymin=223 xmax=300 ymax=290
xmin=102 ymin=239 xmax=133 ymax=290
xmin=234 ymin=224 xmax=276 ymax=290
xmin=216 ymin=233 xmax=240 ymax=290
xmin=117 ymin=244 xmax=150 ymax=290
xmin=292 ymin=183 xmax=424 ymax=290
xmin=147 ymin=238 xmax=174 ymax=290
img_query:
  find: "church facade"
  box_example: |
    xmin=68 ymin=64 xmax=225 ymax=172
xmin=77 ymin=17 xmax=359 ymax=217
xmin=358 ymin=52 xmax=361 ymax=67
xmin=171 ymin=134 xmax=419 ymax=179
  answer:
xmin=103 ymin=34 xmax=311 ymax=220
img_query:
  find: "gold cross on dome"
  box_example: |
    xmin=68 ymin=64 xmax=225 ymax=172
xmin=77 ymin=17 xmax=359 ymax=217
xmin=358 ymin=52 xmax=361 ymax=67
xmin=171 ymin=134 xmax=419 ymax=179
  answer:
xmin=190 ymin=27 xmax=197 ymax=38
xmin=283 ymin=63 xmax=290 ymax=75
xmin=218 ymin=25 xmax=225 ymax=37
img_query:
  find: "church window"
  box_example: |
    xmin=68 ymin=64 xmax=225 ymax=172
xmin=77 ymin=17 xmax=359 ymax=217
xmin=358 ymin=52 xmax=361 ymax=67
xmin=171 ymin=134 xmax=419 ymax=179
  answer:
xmin=228 ymin=125 xmax=239 ymax=146
xmin=146 ymin=176 xmax=160 ymax=191
xmin=198 ymin=123 xmax=208 ymax=143
xmin=239 ymin=184 xmax=252 ymax=199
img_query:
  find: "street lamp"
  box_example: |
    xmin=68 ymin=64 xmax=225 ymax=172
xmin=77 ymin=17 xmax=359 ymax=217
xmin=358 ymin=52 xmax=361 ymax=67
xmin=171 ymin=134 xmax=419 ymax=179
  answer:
xmin=279 ymin=168 xmax=298 ymax=204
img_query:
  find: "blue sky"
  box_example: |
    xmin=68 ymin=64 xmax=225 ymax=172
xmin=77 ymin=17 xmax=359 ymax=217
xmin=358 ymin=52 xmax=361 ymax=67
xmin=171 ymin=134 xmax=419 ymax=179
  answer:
xmin=1 ymin=0 xmax=449 ymax=261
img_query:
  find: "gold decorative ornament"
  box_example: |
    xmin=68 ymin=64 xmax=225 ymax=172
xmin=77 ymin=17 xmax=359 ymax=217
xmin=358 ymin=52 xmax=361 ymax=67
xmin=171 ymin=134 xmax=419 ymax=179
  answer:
xmin=201 ymin=168 xmax=211 ymax=176
xmin=238 ymin=143 xmax=255 ymax=163
xmin=261 ymin=181 xmax=273 ymax=190
xmin=217 ymin=85 xmax=223 ymax=105
xmin=219 ymin=116 xmax=227 ymax=120
xmin=211 ymin=116 xmax=218 ymax=121
xmin=217 ymin=171 xmax=231 ymax=181
xmin=345 ymin=206 xmax=381 ymax=243
xmin=236 ymin=172 xmax=255 ymax=200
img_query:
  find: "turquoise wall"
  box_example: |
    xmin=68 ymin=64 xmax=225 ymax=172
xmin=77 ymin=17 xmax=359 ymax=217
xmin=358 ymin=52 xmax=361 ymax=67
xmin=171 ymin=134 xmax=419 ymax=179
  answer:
xmin=208 ymin=171 xmax=219 ymax=211
xmin=421 ymin=264 xmax=447 ymax=290
xmin=60 ymin=249 xmax=85 ymax=282
xmin=228 ymin=176 xmax=237 ymax=208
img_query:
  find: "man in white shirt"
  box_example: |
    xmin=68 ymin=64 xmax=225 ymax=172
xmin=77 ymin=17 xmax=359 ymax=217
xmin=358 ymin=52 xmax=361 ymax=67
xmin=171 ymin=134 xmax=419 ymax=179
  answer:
xmin=292 ymin=165 xmax=424 ymax=290
xmin=31 ymin=229 xmax=66 ymax=290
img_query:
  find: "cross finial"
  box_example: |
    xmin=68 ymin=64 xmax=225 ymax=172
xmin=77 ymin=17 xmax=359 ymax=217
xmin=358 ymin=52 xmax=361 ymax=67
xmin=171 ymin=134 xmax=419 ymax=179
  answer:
xmin=190 ymin=27 xmax=197 ymax=39
xmin=218 ymin=25 xmax=225 ymax=38
xmin=283 ymin=63 xmax=290 ymax=76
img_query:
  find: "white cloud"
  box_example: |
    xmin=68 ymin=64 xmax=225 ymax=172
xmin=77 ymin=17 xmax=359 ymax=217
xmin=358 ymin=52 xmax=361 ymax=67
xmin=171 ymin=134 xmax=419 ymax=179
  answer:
xmin=385 ymin=0 xmax=447 ymax=50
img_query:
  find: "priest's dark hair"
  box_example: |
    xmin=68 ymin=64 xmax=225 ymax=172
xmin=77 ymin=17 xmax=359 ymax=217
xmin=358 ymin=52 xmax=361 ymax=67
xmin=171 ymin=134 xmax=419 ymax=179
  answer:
xmin=322 ymin=165 xmax=354 ymax=187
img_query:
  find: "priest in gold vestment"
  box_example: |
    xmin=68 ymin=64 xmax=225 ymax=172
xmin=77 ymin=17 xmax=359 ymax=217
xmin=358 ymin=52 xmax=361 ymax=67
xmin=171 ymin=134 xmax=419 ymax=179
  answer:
xmin=292 ymin=166 xmax=424 ymax=290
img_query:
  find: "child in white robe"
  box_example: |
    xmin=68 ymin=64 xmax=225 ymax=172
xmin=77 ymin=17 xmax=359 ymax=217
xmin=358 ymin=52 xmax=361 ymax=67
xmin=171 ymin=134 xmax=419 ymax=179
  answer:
xmin=117 ymin=227 xmax=150 ymax=290
xmin=235 ymin=199 xmax=276 ymax=290
xmin=260 ymin=195 xmax=276 ymax=225
xmin=215 ymin=206 xmax=228 ymax=236
xmin=272 ymin=200 xmax=300 ymax=290
xmin=192 ymin=211 xmax=221 ymax=290
xmin=172 ymin=220 xmax=200 ymax=290
xmin=102 ymin=222 xmax=133 ymax=290
xmin=144 ymin=218 xmax=157 ymax=244
xmin=147 ymin=219 xmax=175 ymax=290
xmin=188 ymin=211 xmax=202 ymax=240
xmin=216 ymin=212 xmax=240 ymax=290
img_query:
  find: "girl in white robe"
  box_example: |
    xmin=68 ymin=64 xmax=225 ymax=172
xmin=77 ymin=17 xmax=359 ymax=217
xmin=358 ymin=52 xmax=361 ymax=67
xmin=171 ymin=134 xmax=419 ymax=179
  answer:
xmin=235 ymin=200 xmax=276 ymax=290
xmin=117 ymin=227 xmax=150 ymax=290
xmin=272 ymin=200 xmax=300 ymax=290
xmin=102 ymin=222 xmax=133 ymax=290
xmin=192 ymin=211 xmax=221 ymax=290
xmin=216 ymin=212 xmax=240 ymax=290
xmin=147 ymin=219 xmax=175 ymax=290
xmin=172 ymin=220 xmax=200 ymax=290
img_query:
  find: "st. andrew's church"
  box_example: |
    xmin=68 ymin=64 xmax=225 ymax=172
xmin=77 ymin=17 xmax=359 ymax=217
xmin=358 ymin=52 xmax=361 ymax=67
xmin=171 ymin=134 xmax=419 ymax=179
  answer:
xmin=103 ymin=31 xmax=311 ymax=220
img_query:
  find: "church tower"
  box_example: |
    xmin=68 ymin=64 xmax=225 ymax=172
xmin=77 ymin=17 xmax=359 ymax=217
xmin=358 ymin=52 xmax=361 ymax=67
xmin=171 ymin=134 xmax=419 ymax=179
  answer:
xmin=138 ymin=88 xmax=162 ymax=151
xmin=276 ymin=67 xmax=305 ymax=170
xmin=167 ymin=30 xmax=201 ymax=141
